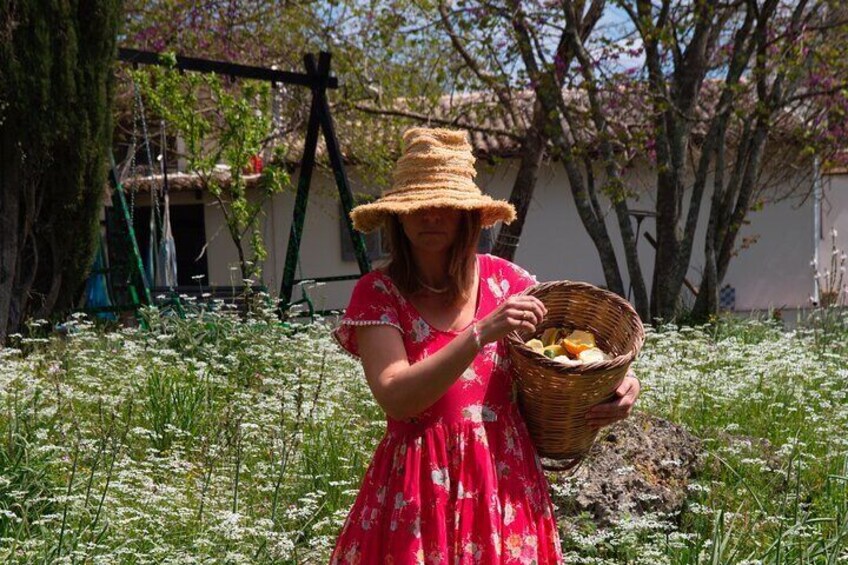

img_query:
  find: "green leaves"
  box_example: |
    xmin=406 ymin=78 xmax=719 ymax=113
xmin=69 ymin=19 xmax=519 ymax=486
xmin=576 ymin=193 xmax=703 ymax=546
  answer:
xmin=132 ymin=63 xmax=289 ymax=284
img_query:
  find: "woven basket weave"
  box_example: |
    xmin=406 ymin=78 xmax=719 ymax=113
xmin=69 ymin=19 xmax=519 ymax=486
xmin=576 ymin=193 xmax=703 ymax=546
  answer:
xmin=505 ymin=281 xmax=645 ymax=472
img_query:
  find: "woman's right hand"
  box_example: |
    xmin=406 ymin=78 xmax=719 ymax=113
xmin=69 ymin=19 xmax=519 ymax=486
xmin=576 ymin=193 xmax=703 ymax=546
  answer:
xmin=477 ymin=295 xmax=548 ymax=344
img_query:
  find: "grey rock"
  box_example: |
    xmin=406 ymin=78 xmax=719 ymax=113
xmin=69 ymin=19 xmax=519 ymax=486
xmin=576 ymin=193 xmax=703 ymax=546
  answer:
xmin=547 ymin=412 xmax=705 ymax=528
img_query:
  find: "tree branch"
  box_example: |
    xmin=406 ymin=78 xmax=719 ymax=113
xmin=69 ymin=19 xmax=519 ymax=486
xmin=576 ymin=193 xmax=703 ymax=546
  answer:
xmin=509 ymin=0 xmax=624 ymax=294
xmin=351 ymin=103 xmax=523 ymax=140
xmin=437 ymin=0 xmax=523 ymax=128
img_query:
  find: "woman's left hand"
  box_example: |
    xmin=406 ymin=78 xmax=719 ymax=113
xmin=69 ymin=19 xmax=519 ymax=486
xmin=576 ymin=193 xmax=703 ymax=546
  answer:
xmin=584 ymin=370 xmax=641 ymax=430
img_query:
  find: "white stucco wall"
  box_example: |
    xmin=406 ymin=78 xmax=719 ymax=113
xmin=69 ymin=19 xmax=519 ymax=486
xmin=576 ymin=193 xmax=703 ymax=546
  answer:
xmin=196 ymin=169 xmax=373 ymax=312
xmin=181 ymin=158 xmax=829 ymax=314
xmin=818 ymin=172 xmax=848 ymax=304
xmin=477 ymin=159 xmax=820 ymax=313
xmin=722 ymin=192 xmax=814 ymax=311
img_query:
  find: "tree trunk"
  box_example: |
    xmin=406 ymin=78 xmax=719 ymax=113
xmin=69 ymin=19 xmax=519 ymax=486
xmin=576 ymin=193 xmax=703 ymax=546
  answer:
xmin=692 ymin=225 xmax=719 ymax=320
xmin=34 ymin=231 xmax=64 ymax=320
xmin=561 ymin=2 xmax=648 ymax=316
xmin=0 ymin=137 xmax=22 ymax=342
xmin=716 ymin=124 xmax=770 ymax=283
xmin=492 ymin=100 xmax=547 ymax=261
xmin=9 ymin=227 xmax=37 ymax=335
xmin=611 ymin=199 xmax=649 ymax=321
xmin=561 ymin=151 xmax=625 ymax=296
xmin=691 ymin=121 xmax=730 ymax=322
xmin=650 ymin=173 xmax=682 ymax=321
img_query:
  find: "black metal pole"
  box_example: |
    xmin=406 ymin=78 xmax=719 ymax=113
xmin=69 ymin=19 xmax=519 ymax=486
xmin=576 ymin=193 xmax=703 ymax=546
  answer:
xmin=117 ymin=47 xmax=338 ymax=89
xmin=306 ymin=53 xmax=372 ymax=278
xmin=278 ymin=55 xmax=326 ymax=311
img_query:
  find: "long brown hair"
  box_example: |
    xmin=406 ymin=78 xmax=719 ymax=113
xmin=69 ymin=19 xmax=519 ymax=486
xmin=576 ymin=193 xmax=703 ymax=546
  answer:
xmin=381 ymin=210 xmax=482 ymax=305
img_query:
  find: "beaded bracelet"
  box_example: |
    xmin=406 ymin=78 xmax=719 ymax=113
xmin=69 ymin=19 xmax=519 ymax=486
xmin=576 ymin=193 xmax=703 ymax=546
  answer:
xmin=471 ymin=322 xmax=484 ymax=351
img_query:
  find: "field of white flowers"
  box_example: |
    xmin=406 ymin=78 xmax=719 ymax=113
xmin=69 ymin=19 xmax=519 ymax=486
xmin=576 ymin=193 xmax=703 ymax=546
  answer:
xmin=1 ymin=301 xmax=846 ymax=564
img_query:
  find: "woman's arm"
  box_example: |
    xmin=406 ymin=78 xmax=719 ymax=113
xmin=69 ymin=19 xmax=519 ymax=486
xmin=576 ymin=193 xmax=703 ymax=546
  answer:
xmin=356 ymin=324 xmax=478 ymax=420
xmin=356 ymin=294 xmax=547 ymax=420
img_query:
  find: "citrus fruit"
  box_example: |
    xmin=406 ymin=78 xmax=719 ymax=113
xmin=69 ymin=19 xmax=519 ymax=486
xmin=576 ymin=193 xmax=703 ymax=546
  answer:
xmin=562 ymin=330 xmax=596 ymax=356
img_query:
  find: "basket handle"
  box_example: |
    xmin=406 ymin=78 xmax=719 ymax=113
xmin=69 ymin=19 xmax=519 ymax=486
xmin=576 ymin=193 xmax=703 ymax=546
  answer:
xmin=541 ymin=456 xmax=586 ymax=474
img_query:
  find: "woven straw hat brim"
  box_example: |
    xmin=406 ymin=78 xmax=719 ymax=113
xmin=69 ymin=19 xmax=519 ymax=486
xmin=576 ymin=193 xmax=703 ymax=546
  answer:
xmin=350 ymin=126 xmax=516 ymax=233
xmin=350 ymin=188 xmax=516 ymax=233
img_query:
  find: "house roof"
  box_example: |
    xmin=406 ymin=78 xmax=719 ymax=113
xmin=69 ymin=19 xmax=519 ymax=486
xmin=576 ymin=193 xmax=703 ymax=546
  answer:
xmin=824 ymin=166 xmax=848 ymax=175
xmin=822 ymin=150 xmax=848 ymax=175
xmin=117 ymin=82 xmax=816 ymax=193
xmin=120 ymin=170 xmax=265 ymax=193
xmin=248 ymin=80 xmax=808 ymax=160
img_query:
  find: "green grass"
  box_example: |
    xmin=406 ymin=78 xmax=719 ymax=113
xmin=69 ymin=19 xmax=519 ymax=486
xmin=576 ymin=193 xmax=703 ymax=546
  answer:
xmin=1 ymin=305 xmax=847 ymax=563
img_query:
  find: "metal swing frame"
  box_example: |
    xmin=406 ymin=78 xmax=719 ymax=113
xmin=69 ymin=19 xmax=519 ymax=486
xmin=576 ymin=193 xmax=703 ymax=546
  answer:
xmin=110 ymin=47 xmax=371 ymax=319
xmin=85 ymin=154 xmax=153 ymax=322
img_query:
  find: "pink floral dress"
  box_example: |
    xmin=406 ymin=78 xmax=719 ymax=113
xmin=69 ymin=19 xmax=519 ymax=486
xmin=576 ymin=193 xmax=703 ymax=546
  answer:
xmin=330 ymin=253 xmax=563 ymax=564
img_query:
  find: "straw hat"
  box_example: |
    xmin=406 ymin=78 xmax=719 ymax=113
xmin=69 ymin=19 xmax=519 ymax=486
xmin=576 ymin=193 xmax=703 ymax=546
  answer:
xmin=350 ymin=127 xmax=517 ymax=233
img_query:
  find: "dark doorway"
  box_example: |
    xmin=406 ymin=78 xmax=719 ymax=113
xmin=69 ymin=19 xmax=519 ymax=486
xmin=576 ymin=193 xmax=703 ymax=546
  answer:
xmin=132 ymin=203 xmax=209 ymax=287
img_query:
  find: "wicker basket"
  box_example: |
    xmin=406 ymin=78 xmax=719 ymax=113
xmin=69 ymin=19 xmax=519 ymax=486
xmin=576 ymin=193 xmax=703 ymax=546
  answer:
xmin=505 ymin=280 xmax=645 ymax=472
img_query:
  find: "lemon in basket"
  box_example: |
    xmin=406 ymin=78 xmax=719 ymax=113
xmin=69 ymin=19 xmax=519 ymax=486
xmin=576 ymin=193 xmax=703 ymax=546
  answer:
xmin=542 ymin=344 xmax=566 ymax=359
xmin=525 ymin=339 xmax=545 ymax=356
xmin=525 ymin=328 xmax=611 ymax=365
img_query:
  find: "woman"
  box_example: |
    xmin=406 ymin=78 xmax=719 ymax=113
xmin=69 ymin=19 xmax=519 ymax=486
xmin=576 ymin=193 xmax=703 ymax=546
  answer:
xmin=330 ymin=127 xmax=641 ymax=564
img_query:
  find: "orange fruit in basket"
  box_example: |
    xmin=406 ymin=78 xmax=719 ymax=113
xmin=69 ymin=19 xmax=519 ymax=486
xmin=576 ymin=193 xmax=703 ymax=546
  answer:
xmin=561 ymin=330 xmax=596 ymax=356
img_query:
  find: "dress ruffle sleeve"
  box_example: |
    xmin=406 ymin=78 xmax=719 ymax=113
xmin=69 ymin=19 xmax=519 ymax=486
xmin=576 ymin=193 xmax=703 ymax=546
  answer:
xmin=332 ymin=272 xmax=402 ymax=358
